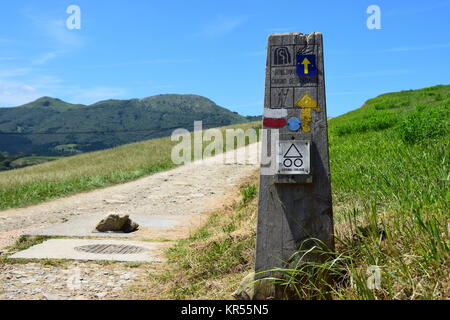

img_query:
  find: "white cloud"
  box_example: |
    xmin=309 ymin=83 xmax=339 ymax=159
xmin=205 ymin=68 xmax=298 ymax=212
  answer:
xmin=0 ymin=69 xmax=61 ymax=106
xmin=0 ymin=68 xmax=33 ymax=78
xmin=22 ymin=10 xmax=85 ymax=65
xmin=69 ymin=87 xmax=128 ymax=105
xmin=0 ymin=66 xmax=126 ymax=107
xmin=197 ymin=16 xmax=247 ymax=37
xmin=0 ymin=80 xmax=41 ymax=107
xmin=43 ymin=19 xmax=84 ymax=49
xmin=31 ymin=51 xmax=60 ymax=65
xmin=0 ymin=80 xmax=127 ymax=107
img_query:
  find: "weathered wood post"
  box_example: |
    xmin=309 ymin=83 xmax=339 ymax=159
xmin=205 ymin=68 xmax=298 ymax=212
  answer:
xmin=255 ymin=32 xmax=334 ymax=299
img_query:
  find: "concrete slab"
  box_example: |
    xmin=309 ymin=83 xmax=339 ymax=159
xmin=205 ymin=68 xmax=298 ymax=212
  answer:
xmin=9 ymin=239 xmax=164 ymax=262
xmin=25 ymin=213 xmax=187 ymax=238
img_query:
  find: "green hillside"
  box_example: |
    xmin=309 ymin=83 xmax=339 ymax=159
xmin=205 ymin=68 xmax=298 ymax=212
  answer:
xmin=0 ymin=121 xmax=261 ymax=210
xmin=0 ymin=94 xmax=255 ymax=156
xmin=17 ymin=97 xmax=85 ymax=111
xmin=138 ymin=85 xmax=449 ymax=300
xmin=323 ymin=85 xmax=449 ymax=299
xmin=0 ymin=154 xmax=60 ymax=171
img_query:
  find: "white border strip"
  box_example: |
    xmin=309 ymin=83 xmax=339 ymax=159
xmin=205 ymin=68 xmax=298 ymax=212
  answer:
xmin=264 ymin=108 xmax=287 ymax=118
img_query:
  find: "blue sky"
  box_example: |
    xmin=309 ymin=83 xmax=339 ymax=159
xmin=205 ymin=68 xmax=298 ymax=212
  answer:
xmin=0 ymin=0 xmax=449 ymax=117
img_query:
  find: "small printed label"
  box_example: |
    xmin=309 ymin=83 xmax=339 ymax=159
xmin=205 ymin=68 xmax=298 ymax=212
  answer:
xmin=278 ymin=141 xmax=310 ymax=175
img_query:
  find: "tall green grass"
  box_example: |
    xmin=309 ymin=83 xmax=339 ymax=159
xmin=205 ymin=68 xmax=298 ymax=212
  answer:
xmin=267 ymin=85 xmax=449 ymax=299
xmin=0 ymin=122 xmax=260 ymax=210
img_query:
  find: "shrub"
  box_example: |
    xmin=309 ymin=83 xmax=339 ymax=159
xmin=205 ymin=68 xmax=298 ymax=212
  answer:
xmin=398 ymin=104 xmax=449 ymax=144
xmin=373 ymin=99 xmax=410 ymax=110
xmin=240 ymin=184 xmax=257 ymax=205
xmin=334 ymin=112 xmax=398 ymax=136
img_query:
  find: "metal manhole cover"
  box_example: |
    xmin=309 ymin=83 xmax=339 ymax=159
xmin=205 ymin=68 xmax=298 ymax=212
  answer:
xmin=74 ymin=244 xmax=146 ymax=254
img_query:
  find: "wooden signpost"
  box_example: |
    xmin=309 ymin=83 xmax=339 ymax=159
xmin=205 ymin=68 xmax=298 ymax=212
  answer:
xmin=255 ymin=32 xmax=334 ymax=298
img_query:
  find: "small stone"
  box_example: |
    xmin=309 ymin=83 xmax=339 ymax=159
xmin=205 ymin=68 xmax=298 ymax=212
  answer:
xmin=103 ymin=199 xmax=126 ymax=204
xmin=95 ymin=292 xmax=107 ymax=298
xmin=21 ymin=279 xmax=37 ymax=284
xmin=120 ymin=273 xmax=131 ymax=280
xmin=95 ymin=214 xmax=139 ymax=233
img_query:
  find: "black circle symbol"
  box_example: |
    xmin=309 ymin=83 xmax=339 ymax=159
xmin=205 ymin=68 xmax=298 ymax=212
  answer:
xmin=294 ymin=159 xmax=303 ymax=167
xmin=283 ymin=159 xmax=293 ymax=167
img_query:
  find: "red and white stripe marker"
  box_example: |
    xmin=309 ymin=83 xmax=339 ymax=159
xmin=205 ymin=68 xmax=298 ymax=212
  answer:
xmin=263 ymin=108 xmax=287 ymax=128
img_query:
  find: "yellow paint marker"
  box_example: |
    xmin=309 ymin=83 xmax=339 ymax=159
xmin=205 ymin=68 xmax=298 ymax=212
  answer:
xmin=294 ymin=93 xmax=321 ymax=132
xmin=301 ymin=57 xmax=311 ymax=75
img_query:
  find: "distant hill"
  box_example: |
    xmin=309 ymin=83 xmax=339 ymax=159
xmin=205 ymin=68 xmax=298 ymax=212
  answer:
xmin=0 ymin=95 xmax=259 ymax=155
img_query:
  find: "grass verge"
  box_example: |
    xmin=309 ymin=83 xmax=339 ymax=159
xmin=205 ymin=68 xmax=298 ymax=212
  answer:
xmin=126 ymin=175 xmax=258 ymax=300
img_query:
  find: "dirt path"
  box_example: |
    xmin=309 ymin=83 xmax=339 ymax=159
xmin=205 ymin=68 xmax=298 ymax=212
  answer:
xmin=0 ymin=143 xmax=260 ymax=248
xmin=0 ymin=143 xmax=260 ymax=300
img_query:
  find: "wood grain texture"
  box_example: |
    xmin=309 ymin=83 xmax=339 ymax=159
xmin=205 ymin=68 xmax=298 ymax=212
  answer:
xmin=255 ymin=33 xmax=334 ymax=290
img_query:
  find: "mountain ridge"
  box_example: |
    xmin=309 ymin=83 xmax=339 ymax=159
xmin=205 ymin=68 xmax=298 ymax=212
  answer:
xmin=0 ymin=94 xmax=260 ymax=155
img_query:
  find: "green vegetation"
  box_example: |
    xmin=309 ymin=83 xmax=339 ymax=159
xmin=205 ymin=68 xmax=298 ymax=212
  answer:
xmin=17 ymin=97 xmax=85 ymax=111
xmin=9 ymin=155 xmax=60 ymax=171
xmin=398 ymin=104 xmax=449 ymax=144
xmin=0 ymin=95 xmax=258 ymax=155
xmin=0 ymin=122 xmax=260 ymax=210
xmin=317 ymin=84 xmax=449 ymax=299
xmin=240 ymin=184 xmax=258 ymax=205
xmin=0 ymin=153 xmax=23 ymax=171
xmin=330 ymin=85 xmax=449 ymax=138
xmin=0 ymin=153 xmax=59 ymax=172
xmin=142 ymin=85 xmax=448 ymax=300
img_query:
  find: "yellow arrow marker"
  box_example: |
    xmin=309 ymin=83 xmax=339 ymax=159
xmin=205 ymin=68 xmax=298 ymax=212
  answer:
xmin=294 ymin=93 xmax=321 ymax=133
xmin=301 ymin=57 xmax=311 ymax=75
xmin=295 ymin=93 xmax=318 ymax=109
